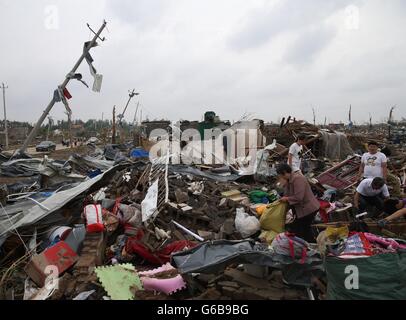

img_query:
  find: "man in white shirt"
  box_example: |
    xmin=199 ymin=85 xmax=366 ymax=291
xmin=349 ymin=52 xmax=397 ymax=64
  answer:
xmin=288 ymin=134 xmax=306 ymax=173
xmin=354 ymin=177 xmax=390 ymax=216
xmin=358 ymin=141 xmax=388 ymax=180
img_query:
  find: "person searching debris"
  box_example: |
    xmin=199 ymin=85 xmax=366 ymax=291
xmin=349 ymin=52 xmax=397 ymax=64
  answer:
xmin=353 ymin=177 xmax=390 ymax=217
xmin=378 ymin=198 xmax=406 ymax=227
xmin=358 ymin=140 xmax=388 ymax=181
xmin=276 ymin=163 xmax=320 ymax=242
xmin=288 ymin=134 xmax=306 ymax=174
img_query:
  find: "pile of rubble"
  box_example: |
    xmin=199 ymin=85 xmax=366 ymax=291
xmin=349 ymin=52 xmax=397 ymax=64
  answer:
xmin=1 ymin=120 xmax=405 ymax=301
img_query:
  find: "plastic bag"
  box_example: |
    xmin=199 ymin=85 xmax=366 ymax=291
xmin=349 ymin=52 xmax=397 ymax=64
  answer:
xmin=141 ymin=179 xmax=159 ymax=222
xmin=259 ymin=200 xmax=288 ymax=233
xmin=255 ymin=204 xmax=267 ymax=216
xmin=235 ymin=208 xmax=260 ymax=238
xmin=271 ymin=232 xmax=309 ymax=264
xmin=84 ymin=204 xmax=104 ymax=233
xmin=259 ymin=230 xmax=279 ymax=244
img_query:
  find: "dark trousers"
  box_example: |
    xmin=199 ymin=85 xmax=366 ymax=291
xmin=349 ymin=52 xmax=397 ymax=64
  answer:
xmin=286 ymin=211 xmax=317 ymax=243
xmin=359 ymin=194 xmax=384 ymax=217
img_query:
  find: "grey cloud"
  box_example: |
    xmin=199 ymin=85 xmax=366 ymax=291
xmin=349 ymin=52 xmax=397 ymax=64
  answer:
xmin=341 ymin=48 xmax=406 ymax=93
xmin=284 ymin=25 xmax=337 ymax=66
xmin=106 ymin=0 xmax=170 ymax=28
xmin=0 ymin=0 xmax=405 ymax=125
xmin=228 ymin=0 xmax=357 ymax=51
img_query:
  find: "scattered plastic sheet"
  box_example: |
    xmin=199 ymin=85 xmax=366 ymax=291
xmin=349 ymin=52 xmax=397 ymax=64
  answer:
xmin=0 ymin=164 xmax=127 ymax=239
xmin=171 ymin=239 xmax=323 ymax=287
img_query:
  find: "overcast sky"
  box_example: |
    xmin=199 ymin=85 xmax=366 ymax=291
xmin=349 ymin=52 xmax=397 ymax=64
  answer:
xmin=0 ymin=0 xmax=405 ymax=125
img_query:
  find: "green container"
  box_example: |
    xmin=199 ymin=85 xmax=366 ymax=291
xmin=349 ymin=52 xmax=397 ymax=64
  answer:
xmin=325 ymin=253 xmax=406 ymax=300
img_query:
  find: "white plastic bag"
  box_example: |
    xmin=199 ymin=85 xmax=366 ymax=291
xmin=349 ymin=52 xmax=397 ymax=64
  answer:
xmin=235 ymin=208 xmax=260 ymax=238
xmin=141 ymin=179 xmax=159 ymax=222
xmin=84 ymin=204 xmax=104 ymax=233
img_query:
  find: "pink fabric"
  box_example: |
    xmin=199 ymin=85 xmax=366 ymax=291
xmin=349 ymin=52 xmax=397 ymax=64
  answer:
xmin=141 ymin=275 xmax=186 ymax=295
xmin=138 ymin=263 xmax=175 ymax=277
xmin=139 ymin=262 xmax=187 ymax=295
xmin=364 ymin=233 xmax=406 ymax=250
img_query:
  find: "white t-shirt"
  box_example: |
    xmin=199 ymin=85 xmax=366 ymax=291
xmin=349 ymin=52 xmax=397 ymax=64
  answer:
xmin=288 ymin=142 xmax=303 ymax=172
xmin=361 ymin=152 xmax=387 ymax=178
xmin=356 ymin=178 xmax=390 ymax=197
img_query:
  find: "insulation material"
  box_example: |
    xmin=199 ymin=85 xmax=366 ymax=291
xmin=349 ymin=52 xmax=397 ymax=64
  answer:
xmin=94 ymin=264 xmax=143 ymax=300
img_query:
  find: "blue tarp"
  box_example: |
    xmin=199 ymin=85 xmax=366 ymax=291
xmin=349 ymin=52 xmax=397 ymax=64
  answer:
xmin=130 ymin=148 xmax=149 ymax=159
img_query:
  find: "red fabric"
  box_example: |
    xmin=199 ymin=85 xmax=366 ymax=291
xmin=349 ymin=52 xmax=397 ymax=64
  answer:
xmin=300 ymin=246 xmax=307 ymax=264
xmin=125 ymin=229 xmax=197 ymax=265
xmin=277 ymin=232 xmax=308 ymax=264
xmin=63 ymin=88 xmax=72 ymax=99
xmin=112 ymin=197 xmax=122 ymax=216
xmin=318 ymin=199 xmax=331 ymax=223
xmin=288 ymin=237 xmax=295 ymax=261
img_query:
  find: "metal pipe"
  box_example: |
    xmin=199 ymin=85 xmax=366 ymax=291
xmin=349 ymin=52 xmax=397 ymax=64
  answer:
xmin=171 ymin=220 xmax=204 ymax=242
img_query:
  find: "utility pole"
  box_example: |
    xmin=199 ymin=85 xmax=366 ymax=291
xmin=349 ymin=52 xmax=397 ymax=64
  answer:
xmin=312 ymin=108 xmax=316 ymax=126
xmin=118 ymin=89 xmax=139 ymax=126
xmin=46 ymin=116 xmax=53 ymax=141
xmin=117 ymin=89 xmax=139 ymax=143
xmin=65 ymin=111 xmax=73 ymax=149
xmin=132 ymin=102 xmax=140 ymax=126
xmin=16 ymin=20 xmax=107 ymax=156
xmin=348 ymin=105 xmax=353 ymax=131
xmin=1 ymin=83 xmax=8 ymax=149
xmin=112 ymin=106 xmax=116 ymax=144
xmin=388 ymin=105 xmax=396 ymax=139
xmin=348 ymin=105 xmax=352 ymax=123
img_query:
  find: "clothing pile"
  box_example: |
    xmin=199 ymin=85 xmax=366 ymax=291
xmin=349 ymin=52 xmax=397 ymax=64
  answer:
xmin=317 ymin=226 xmax=406 ymax=258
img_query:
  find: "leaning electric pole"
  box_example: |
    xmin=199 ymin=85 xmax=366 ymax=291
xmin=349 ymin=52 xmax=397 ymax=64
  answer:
xmin=16 ymin=20 xmax=108 ymax=156
xmin=118 ymin=89 xmax=139 ymax=126
xmin=1 ymin=83 xmax=8 ymax=149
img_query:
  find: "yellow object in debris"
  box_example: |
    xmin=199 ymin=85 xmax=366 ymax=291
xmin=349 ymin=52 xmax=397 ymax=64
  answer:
xmin=325 ymin=225 xmax=349 ymax=240
xmin=259 ymin=230 xmax=279 ymax=244
xmin=256 ymin=204 xmax=268 ymax=216
xmin=259 ymin=201 xmax=288 ymax=233
xmin=221 ymin=190 xmax=241 ymax=198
